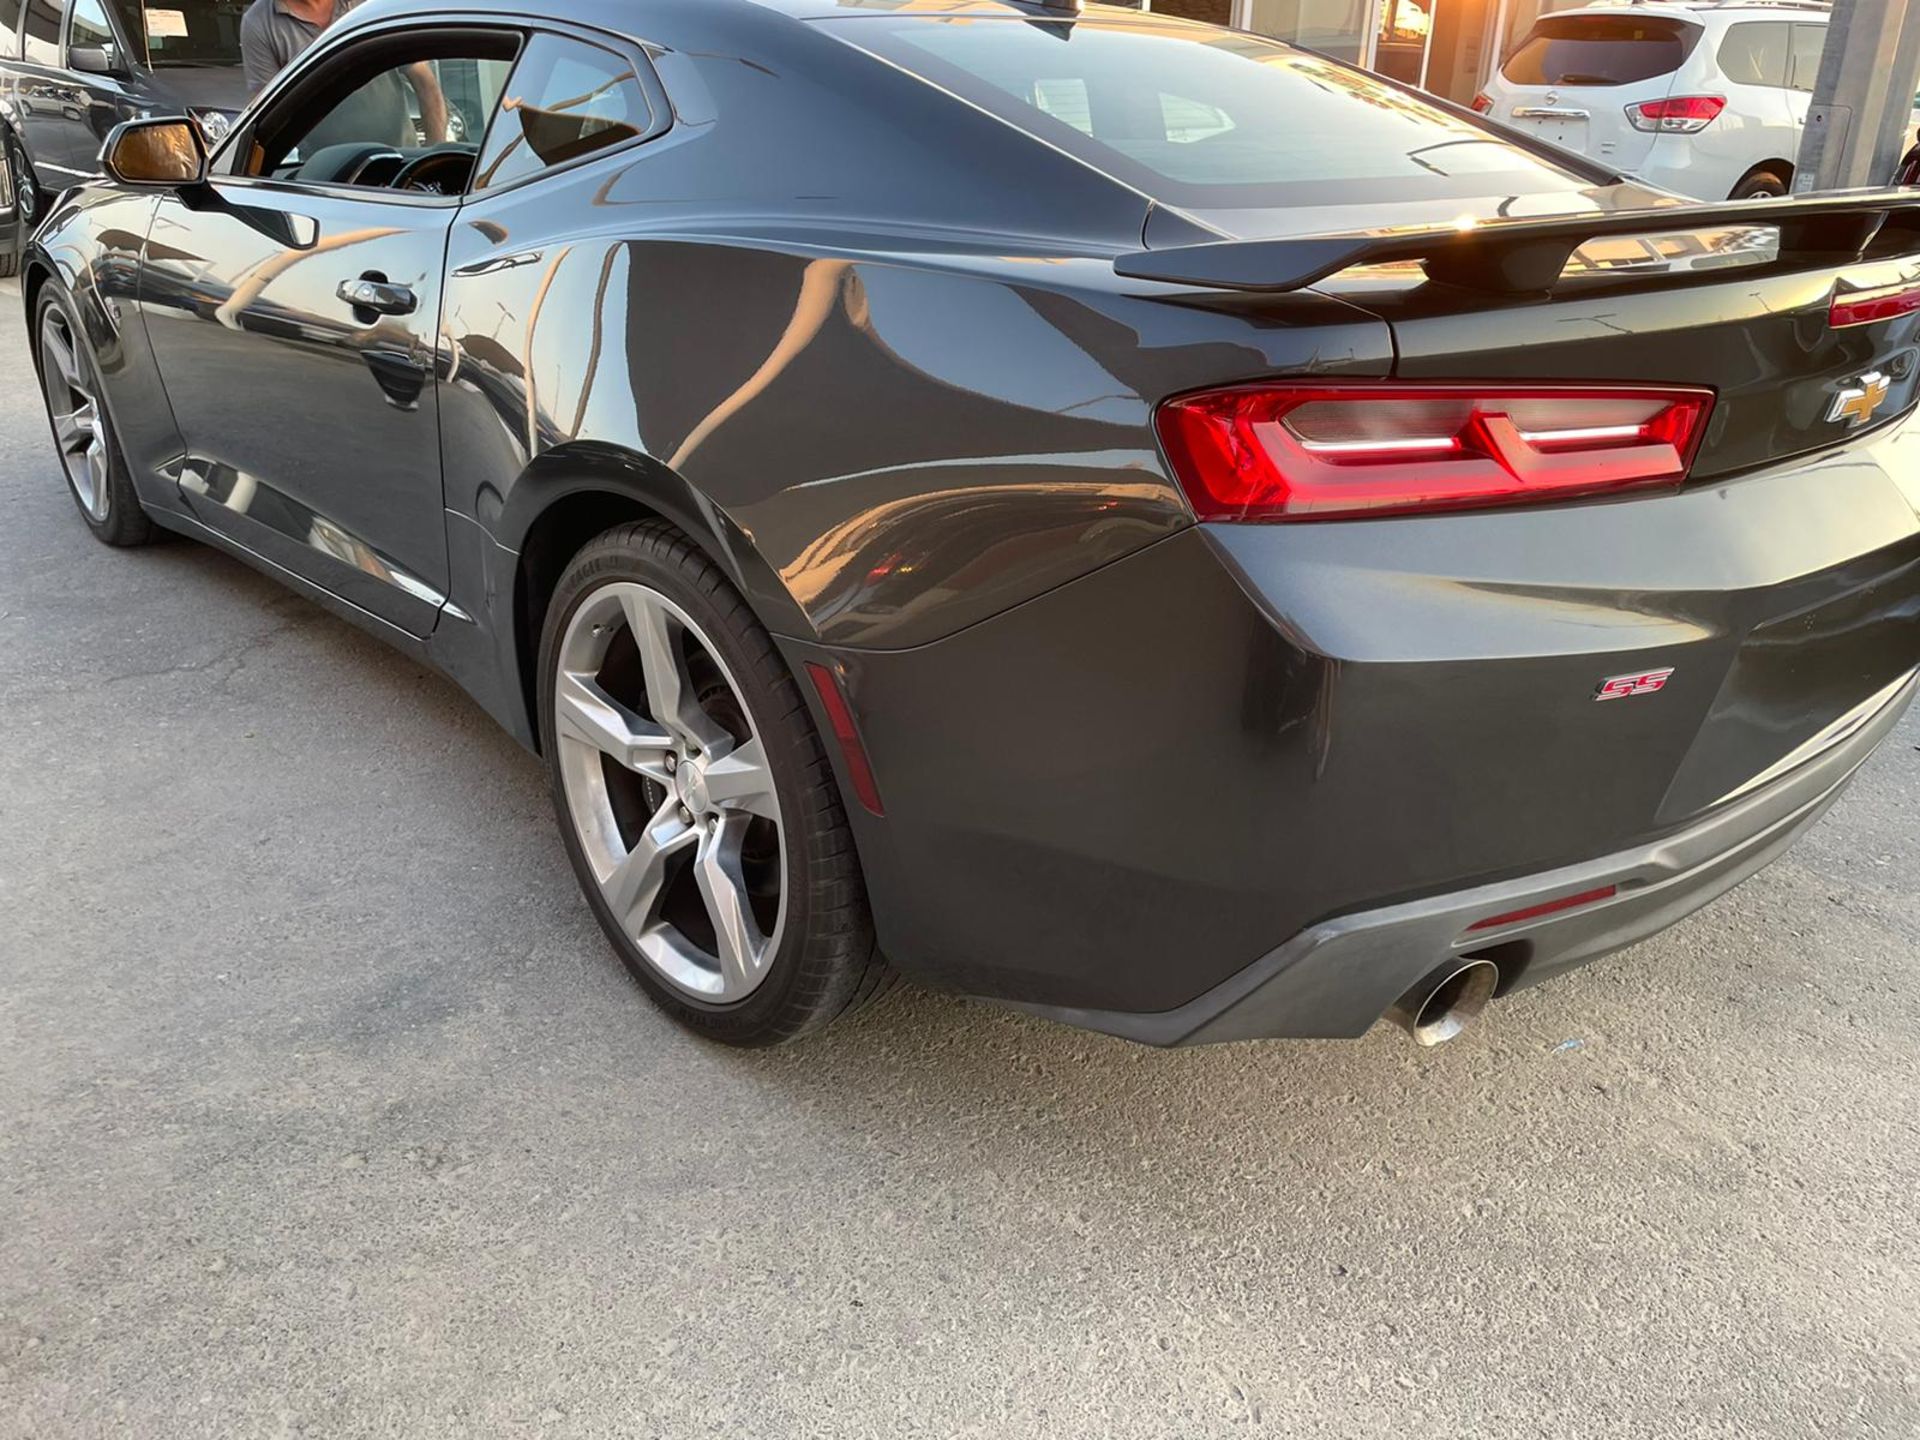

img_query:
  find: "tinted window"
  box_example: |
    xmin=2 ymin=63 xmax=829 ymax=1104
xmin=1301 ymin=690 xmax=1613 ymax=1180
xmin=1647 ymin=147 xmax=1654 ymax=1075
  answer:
xmin=21 ymin=0 xmax=59 ymax=62
xmin=68 ymin=0 xmax=112 ymax=51
xmin=1502 ymin=15 xmax=1698 ymax=86
xmin=112 ymin=0 xmax=245 ymax=68
xmin=835 ymin=16 xmax=1592 ymax=208
xmin=1787 ymin=22 xmax=1825 ymax=92
xmin=255 ymin=49 xmax=513 ymax=187
xmin=1717 ymin=22 xmax=1788 ymax=87
xmin=0 ymin=0 xmax=21 ymax=54
xmin=473 ymin=34 xmax=653 ymax=191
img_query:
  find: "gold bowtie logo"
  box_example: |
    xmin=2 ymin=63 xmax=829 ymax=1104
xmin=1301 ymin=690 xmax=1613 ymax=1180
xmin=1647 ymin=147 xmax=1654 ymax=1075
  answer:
xmin=1829 ymin=371 xmax=1890 ymax=427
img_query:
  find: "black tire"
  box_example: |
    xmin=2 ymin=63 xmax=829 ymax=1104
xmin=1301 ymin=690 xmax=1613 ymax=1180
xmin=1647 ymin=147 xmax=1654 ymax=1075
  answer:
xmin=538 ymin=520 xmax=892 ymax=1045
xmin=1730 ymin=168 xmax=1789 ymax=200
xmin=33 ymin=285 xmax=154 ymax=547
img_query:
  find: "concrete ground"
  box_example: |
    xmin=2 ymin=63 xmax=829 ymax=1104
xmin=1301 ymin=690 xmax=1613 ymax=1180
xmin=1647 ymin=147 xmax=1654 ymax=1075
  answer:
xmin=0 ymin=276 xmax=1916 ymax=1440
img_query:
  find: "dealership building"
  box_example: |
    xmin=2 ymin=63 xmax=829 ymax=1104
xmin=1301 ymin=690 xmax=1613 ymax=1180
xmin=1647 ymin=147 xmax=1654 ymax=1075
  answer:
xmin=1120 ymin=0 xmax=1568 ymax=107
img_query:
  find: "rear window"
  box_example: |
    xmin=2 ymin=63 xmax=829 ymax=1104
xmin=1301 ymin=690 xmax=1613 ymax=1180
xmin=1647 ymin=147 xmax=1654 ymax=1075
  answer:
xmin=1501 ymin=15 xmax=1700 ymax=86
xmin=828 ymin=14 xmax=1594 ymax=208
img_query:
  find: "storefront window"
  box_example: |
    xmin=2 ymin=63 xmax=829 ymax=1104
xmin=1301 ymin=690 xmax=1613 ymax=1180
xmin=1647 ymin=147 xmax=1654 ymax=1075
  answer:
xmin=1242 ymin=0 xmax=1372 ymax=64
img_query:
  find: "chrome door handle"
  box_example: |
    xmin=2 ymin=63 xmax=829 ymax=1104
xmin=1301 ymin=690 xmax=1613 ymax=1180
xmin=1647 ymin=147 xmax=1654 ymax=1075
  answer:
xmin=1510 ymin=107 xmax=1590 ymax=120
xmin=337 ymin=275 xmax=417 ymax=317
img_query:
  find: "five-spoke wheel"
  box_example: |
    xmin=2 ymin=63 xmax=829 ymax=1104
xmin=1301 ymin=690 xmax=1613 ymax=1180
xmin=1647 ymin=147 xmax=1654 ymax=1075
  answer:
xmin=540 ymin=522 xmax=888 ymax=1043
xmin=38 ymin=304 xmax=110 ymax=524
xmin=554 ymin=580 xmax=786 ymax=1003
xmin=33 ymin=287 xmax=151 ymax=547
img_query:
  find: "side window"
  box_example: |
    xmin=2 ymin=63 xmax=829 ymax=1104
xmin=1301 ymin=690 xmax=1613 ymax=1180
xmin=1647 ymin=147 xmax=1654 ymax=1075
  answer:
xmin=66 ymin=0 xmax=112 ymax=55
xmin=0 ymin=0 xmax=21 ymax=59
xmin=1787 ymin=24 xmax=1825 ymax=93
xmin=20 ymin=0 xmax=59 ymax=63
xmin=473 ymin=34 xmax=655 ymax=191
xmin=1716 ymin=22 xmax=1788 ymax=88
xmin=248 ymin=41 xmax=516 ymax=194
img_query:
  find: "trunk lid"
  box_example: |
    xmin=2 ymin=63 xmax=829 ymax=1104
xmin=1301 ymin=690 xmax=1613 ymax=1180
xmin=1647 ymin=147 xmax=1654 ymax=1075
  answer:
xmin=1134 ymin=191 xmax=1920 ymax=479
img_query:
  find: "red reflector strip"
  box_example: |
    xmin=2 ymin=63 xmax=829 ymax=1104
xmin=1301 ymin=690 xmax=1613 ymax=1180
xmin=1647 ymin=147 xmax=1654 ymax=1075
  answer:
xmin=1466 ymin=884 xmax=1618 ymax=933
xmin=1830 ymin=281 xmax=1920 ymax=329
xmin=804 ymin=661 xmax=885 ymax=816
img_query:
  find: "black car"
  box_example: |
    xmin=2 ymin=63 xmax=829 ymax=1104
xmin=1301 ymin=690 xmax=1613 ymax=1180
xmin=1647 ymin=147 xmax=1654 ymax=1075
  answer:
xmin=25 ymin=0 xmax=1920 ymax=1049
xmin=0 ymin=0 xmax=247 ymax=274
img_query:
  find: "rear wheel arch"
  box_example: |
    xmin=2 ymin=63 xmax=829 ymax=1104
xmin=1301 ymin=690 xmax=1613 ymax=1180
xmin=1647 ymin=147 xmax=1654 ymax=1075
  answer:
xmin=505 ymin=446 xmax=811 ymax=756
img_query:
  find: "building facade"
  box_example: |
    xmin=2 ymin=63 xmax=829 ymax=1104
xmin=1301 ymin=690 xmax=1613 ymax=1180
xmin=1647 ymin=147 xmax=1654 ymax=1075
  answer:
xmin=1120 ymin=0 xmax=1581 ymax=107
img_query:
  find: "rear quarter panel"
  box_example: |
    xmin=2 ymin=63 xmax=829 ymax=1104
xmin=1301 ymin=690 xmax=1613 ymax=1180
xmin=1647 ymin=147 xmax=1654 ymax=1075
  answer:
xmin=441 ymin=12 xmax=1396 ymax=649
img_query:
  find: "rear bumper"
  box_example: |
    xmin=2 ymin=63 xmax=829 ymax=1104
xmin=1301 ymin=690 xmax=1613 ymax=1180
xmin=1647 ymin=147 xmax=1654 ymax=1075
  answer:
xmin=1009 ymin=668 xmax=1915 ymax=1045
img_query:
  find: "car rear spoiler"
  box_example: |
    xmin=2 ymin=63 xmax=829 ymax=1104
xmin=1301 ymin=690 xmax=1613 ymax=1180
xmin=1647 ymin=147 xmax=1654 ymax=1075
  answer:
xmin=1113 ymin=190 xmax=1920 ymax=295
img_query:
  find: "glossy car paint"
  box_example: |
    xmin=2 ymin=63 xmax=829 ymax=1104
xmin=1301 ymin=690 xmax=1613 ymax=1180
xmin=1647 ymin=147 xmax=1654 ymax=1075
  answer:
xmin=23 ymin=0 xmax=1920 ymax=1041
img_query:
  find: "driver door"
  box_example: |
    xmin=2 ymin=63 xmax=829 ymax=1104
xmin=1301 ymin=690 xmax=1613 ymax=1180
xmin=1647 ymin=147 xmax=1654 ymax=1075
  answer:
xmin=138 ymin=25 xmax=517 ymax=637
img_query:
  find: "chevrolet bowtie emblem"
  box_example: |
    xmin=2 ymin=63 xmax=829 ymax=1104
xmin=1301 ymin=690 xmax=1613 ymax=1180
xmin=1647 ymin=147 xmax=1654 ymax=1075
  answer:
xmin=1828 ymin=371 xmax=1891 ymax=427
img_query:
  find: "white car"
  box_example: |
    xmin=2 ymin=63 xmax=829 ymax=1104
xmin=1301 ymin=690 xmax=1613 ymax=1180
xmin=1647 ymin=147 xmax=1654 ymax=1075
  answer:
xmin=1475 ymin=1 xmax=1867 ymax=201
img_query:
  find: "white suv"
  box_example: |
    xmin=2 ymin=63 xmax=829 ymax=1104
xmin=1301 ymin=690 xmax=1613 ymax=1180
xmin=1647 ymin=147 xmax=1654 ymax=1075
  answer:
xmin=1475 ymin=1 xmax=1843 ymax=200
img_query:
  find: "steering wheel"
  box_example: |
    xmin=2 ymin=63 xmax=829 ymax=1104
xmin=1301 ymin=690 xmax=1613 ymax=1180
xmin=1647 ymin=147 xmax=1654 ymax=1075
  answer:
xmin=392 ymin=146 xmax=478 ymax=196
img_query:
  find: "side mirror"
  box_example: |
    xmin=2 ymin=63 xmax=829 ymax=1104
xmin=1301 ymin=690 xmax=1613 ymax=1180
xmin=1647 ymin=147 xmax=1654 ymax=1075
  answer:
xmin=101 ymin=116 xmax=207 ymax=188
xmin=68 ymin=44 xmax=123 ymax=76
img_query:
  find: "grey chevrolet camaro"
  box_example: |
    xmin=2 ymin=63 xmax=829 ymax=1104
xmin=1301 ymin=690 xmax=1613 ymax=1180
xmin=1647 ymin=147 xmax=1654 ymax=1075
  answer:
xmin=24 ymin=0 xmax=1920 ymax=1048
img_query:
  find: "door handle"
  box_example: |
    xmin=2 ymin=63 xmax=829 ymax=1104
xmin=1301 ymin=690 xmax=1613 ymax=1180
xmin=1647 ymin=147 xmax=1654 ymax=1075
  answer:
xmin=337 ymin=274 xmax=417 ymax=318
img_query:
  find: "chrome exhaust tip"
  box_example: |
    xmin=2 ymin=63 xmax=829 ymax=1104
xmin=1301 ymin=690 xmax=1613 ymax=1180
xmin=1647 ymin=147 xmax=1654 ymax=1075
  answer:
xmin=1388 ymin=959 xmax=1500 ymax=1047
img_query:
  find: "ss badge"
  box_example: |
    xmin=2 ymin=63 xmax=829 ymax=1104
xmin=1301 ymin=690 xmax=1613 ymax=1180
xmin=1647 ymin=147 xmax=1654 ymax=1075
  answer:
xmin=1595 ymin=667 xmax=1675 ymax=701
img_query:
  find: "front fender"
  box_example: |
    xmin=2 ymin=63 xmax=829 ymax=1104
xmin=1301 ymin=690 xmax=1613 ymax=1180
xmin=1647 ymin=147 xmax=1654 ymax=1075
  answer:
xmin=24 ymin=185 xmax=178 ymax=495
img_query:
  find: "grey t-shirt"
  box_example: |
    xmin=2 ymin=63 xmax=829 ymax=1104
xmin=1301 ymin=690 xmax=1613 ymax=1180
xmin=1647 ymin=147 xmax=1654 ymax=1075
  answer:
xmin=239 ymin=0 xmax=347 ymax=96
xmin=238 ymin=0 xmax=409 ymax=150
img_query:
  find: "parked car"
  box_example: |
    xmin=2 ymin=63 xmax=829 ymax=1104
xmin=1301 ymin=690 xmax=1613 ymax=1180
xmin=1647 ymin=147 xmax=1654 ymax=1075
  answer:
xmin=24 ymin=0 xmax=1920 ymax=1050
xmin=0 ymin=0 xmax=249 ymax=274
xmin=1476 ymin=0 xmax=1919 ymax=199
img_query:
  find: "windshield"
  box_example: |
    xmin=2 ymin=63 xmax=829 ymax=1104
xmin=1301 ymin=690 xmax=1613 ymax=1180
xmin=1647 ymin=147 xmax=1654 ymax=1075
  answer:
xmin=110 ymin=0 xmax=246 ymax=67
xmin=1501 ymin=15 xmax=1701 ymax=86
xmin=826 ymin=14 xmax=1599 ymax=210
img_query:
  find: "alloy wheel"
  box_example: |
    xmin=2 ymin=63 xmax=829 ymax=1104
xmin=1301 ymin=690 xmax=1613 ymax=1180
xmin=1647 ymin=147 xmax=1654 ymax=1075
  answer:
xmin=38 ymin=306 xmax=110 ymax=523
xmin=553 ymin=582 xmax=786 ymax=1003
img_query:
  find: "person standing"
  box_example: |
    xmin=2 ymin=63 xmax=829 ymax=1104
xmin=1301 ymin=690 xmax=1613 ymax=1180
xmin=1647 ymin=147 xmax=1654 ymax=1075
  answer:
xmin=239 ymin=0 xmax=447 ymax=147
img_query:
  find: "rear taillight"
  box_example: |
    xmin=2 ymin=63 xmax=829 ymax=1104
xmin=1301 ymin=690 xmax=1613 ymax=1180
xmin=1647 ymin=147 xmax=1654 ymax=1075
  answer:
xmin=1830 ymin=279 xmax=1920 ymax=328
xmin=1470 ymin=92 xmax=1493 ymax=113
xmin=1625 ymin=95 xmax=1725 ymax=133
xmin=1155 ymin=384 xmax=1714 ymax=522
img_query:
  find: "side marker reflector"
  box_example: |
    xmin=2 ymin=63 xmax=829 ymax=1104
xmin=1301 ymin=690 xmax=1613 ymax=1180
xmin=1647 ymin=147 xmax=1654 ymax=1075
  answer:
xmin=1466 ymin=884 xmax=1619 ymax=933
xmin=805 ymin=661 xmax=885 ymax=817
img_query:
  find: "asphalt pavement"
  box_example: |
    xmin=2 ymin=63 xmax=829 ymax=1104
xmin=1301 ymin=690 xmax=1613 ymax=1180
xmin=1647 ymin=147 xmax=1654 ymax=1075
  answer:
xmin=2 ymin=276 xmax=1917 ymax=1439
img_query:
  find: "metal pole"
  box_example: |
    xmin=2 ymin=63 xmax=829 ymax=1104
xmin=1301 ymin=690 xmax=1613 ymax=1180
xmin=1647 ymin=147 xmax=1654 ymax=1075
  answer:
xmin=1795 ymin=0 xmax=1920 ymax=192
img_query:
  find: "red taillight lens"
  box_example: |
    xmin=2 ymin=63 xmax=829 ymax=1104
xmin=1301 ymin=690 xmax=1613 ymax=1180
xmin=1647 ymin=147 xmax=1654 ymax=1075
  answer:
xmin=1155 ymin=384 xmax=1714 ymax=522
xmin=1830 ymin=280 xmax=1920 ymax=328
xmin=1470 ymin=92 xmax=1493 ymax=113
xmin=1626 ymin=95 xmax=1726 ymax=133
